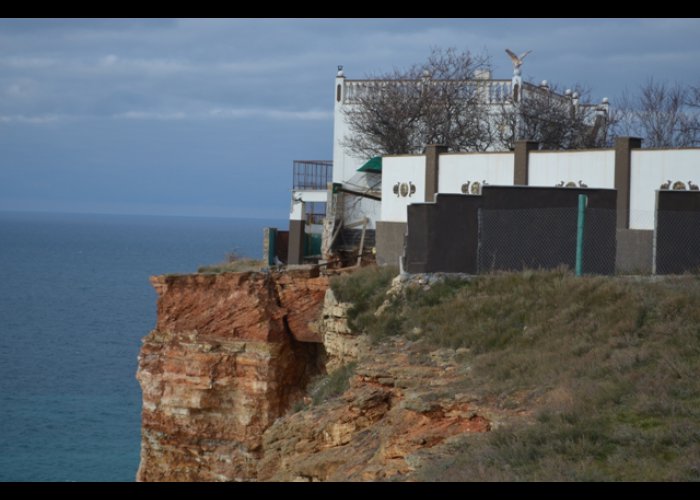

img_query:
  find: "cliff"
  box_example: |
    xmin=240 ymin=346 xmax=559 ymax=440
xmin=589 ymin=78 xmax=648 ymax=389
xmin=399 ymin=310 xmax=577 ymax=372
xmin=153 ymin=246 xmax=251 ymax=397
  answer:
xmin=136 ymin=268 xmax=493 ymax=481
xmin=257 ymin=336 xmax=491 ymax=481
xmin=136 ymin=269 xmax=327 ymax=481
xmin=138 ymin=267 xmax=700 ymax=481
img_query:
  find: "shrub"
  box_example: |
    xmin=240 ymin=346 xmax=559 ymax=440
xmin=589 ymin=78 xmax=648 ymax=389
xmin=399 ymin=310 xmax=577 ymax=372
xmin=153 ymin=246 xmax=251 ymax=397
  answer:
xmin=330 ymin=265 xmax=398 ymax=336
xmin=407 ymin=272 xmax=700 ymax=481
xmin=309 ymin=362 xmax=357 ymax=405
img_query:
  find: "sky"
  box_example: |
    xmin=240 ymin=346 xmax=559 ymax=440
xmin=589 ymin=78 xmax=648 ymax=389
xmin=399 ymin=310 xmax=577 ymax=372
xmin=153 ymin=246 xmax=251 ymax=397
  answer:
xmin=1 ymin=18 xmax=699 ymax=219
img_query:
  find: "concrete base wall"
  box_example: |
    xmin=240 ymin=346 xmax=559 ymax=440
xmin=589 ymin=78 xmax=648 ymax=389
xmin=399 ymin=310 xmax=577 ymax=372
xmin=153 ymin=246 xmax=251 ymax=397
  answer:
xmin=616 ymin=229 xmax=653 ymax=274
xmin=655 ymin=191 xmax=700 ymax=274
xmin=376 ymin=221 xmax=407 ymax=267
xmin=406 ymin=195 xmax=481 ymax=274
xmin=288 ymin=220 xmax=305 ymax=265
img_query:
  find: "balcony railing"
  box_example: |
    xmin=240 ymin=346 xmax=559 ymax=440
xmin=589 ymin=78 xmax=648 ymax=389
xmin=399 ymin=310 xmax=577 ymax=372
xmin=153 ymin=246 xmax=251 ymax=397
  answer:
xmin=343 ymin=79 xmax=515 ymax=104
xmin=293 ymin=160 xmax=333 ymax=191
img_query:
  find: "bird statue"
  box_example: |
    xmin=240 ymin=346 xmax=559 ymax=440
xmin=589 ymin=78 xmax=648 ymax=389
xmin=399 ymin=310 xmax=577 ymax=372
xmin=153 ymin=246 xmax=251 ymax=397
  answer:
xmin=660 ymin=179 xmax=672 ymax=190
xmin=578 ymin=180 xmax=588 ymax=188
xmin=555 ymin=180 xmax=565 ymax=188
xmin=505 ymin=49 xmax=532 ymax=70
xmin=689 ymin=180 xmax=699 ymax=191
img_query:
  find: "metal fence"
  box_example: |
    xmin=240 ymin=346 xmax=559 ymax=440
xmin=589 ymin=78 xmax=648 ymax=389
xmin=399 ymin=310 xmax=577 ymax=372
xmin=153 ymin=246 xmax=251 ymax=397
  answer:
xmin=293 ymin=160 xmax=333 ymax=190
xmin=477 ymin=207 xmax=617 ymax=275
xmin=655 ymin=210 xmax=700 ymax=274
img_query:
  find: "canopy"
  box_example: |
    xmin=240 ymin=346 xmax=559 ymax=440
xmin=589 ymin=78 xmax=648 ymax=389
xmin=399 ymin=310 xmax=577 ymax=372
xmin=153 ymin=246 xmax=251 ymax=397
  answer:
xmin=357 ymin=156 xmax=382 ymax=173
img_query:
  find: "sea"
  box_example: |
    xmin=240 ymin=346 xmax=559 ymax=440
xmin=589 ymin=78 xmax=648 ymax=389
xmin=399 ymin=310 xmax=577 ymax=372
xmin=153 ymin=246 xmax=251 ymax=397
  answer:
xmin=0 ymin=211 xmax=285 ymax=482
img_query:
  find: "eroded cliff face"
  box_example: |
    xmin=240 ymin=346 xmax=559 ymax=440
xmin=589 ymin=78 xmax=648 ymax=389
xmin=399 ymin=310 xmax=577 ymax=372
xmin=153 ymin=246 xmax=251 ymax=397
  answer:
xmin=257 ymin=337 xmax=491 ymax=481
xmin=137 ymin=269 xmax=494 ymax=482
xmin=136 ymin=269 xmax=328 ymax=481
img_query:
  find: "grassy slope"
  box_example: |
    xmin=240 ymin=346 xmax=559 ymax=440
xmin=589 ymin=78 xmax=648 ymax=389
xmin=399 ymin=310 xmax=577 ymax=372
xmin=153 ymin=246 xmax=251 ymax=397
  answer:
xmin=331 ymin=267 xmax=700 ymax=481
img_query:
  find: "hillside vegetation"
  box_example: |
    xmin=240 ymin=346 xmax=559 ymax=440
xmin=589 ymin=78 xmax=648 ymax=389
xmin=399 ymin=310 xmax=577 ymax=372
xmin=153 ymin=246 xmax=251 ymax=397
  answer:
xmin=329 ymin=267 xmax=700 ymax=481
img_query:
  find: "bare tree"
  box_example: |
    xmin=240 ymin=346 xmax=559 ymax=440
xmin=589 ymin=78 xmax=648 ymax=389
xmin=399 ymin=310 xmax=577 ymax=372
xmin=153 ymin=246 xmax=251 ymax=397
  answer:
xmin=343 ymin=48 xmax=612 ymax=156
xmin=342 ymin=48 xmax=493 ymax=157
xmin=496 ymin=84 xmax=611 ymax=150
xmin=615 ymin=79 xmax=700 ymax=147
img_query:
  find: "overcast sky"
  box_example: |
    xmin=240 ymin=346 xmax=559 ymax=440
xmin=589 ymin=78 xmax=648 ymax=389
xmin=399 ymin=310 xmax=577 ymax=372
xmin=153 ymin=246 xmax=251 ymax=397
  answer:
xmin=1 ymin=18 xmax=699 ymax=219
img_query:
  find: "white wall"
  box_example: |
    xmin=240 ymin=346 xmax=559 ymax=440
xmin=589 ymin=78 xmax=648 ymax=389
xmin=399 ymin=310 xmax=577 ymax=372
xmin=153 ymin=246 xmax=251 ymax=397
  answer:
xmin=528 ymin=150 xmax=615 ymax=188
xmin=630 ymin=149 xmax=700 ymax=230
xmin=438 ymin=153 xmax=514 ymax=193
xmin=333 ymin=78 xmax=366 ymax=185
xmin=381 ymin=156 xmax=426 ymax=222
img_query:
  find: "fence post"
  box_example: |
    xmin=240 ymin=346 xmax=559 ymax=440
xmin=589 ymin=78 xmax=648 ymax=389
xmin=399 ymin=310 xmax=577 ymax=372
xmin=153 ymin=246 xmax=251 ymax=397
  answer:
xmin=576 ymin=194 xmax=587 ymax=276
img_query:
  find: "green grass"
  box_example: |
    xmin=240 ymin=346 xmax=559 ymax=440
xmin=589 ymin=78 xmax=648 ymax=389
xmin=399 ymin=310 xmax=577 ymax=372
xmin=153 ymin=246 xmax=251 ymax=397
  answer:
xmin=333 ymin=268 xmax=700 ymax=480
xmin=197 ymin=251 xmax=264 ymax=273
xmin=309 ymin=362 xmax=358 ymax=406
xmin=329 ymin=265 xmax=398 ymax=335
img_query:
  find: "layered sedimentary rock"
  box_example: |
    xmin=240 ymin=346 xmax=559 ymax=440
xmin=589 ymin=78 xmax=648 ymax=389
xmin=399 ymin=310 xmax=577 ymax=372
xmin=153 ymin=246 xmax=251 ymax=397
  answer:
xmin=257 ymin=337 xmax=491 ymax=481
xmin=136 ymin=269 xmax=328 ymax=482
xmin=319 ymin=288 xmax=370 ymax=372
xmin=137 ymin=268 xmax=494 ymax=482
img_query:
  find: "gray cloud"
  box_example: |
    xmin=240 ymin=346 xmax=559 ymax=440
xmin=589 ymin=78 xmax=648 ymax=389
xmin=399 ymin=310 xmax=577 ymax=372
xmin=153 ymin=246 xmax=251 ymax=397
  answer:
xmin=1 ymin=19 xmax=699 ymax=218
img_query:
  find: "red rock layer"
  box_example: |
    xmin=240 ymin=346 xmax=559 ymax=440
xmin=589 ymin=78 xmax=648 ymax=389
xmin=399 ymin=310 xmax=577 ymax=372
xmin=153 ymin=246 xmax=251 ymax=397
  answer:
xmin=257 ymin=338 xmax=492 ymax=481
xmin=136 ymin=270 xmax=327 ymax=481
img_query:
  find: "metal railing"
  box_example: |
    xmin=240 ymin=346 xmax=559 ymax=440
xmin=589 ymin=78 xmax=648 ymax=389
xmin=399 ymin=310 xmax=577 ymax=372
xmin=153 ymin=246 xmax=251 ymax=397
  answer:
xmin=293 ymin=160 xmax=333 ymax=191
xmin=344 ymin=79 xmax=515 ymax=104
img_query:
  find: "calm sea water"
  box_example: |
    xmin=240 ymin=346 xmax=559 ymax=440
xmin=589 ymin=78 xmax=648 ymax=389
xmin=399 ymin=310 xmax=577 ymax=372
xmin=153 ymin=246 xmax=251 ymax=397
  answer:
xmin=0 ymin=211 xmax=284 ymax=481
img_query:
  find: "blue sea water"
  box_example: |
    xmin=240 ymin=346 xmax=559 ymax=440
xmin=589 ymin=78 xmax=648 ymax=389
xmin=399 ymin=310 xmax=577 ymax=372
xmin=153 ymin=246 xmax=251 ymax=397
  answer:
xmin=0 ymin=211 xmax=284 ymax=482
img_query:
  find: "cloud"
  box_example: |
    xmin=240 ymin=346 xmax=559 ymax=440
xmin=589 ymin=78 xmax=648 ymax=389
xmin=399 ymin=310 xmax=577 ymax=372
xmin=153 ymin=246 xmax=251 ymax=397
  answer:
xmin=95 ymin=54 xmax=192 ymax=76
xmin=0 ymin=56 xmax=59 ymax=69
xmin=0 ymin=114 xmax=61 ymax=124
xmin=113 ymin=110 xmax=187 ymax=121
xmin=208 ymin=107 xmax=331 ymax=121
xmin=114 ymin=108 xmax=332 ymax=122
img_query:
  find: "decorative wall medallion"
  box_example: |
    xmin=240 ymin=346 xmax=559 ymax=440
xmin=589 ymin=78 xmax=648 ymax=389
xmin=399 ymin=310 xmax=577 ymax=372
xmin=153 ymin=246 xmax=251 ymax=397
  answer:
xmin=660 ymin=180 xmax=697 ymax=191
xmin=556 ymin=180 xmax=588 ymax=188
xmin=461 ymin=180 xmax=489 ymax=195
xmin=394 ymin=181 xmax=417 ymax=198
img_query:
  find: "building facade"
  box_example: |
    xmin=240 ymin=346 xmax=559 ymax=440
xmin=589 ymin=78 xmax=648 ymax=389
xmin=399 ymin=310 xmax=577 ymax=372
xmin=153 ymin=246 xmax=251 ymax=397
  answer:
xmin=288 ymin=59 xmax=610 ymax=265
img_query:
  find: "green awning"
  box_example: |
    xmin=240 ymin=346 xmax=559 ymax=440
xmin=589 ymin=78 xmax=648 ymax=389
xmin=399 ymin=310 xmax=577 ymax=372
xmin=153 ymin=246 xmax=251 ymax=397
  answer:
xmin=357 ymin=156 xmax=382 ymax=173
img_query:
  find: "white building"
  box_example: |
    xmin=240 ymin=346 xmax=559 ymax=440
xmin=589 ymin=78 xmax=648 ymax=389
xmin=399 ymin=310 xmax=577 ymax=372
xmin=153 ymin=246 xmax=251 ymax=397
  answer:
xmin=287 ymin=56 xmax=610 ymax=265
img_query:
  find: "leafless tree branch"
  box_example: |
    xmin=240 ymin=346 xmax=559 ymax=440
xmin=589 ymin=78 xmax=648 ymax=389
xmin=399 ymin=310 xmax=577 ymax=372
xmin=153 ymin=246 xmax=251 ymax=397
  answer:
xmin=613 ymin=79 xmax=700 ymax=147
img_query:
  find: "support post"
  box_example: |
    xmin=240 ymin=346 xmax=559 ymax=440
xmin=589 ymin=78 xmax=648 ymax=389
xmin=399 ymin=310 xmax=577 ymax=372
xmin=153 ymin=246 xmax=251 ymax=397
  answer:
xmin=424 ymin=144 xmax=447 ymax=202
xmin=513 ymin=140 xmax=538 ymax=185
xmin=576 ymin=194 xmax=587 ymax=276
xmin=614 ymin=136 xmax=642 ymax=229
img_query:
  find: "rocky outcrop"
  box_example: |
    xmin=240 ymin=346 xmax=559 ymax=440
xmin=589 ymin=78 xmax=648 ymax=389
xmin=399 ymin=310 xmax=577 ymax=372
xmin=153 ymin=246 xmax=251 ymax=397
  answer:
xmin=257 ymin=337 xmax=491 ymax=481
xmin=136 ymin=269 xmax=328 ymax=482
xmin=319 ymin=289 xmax=370 ymax=372
xmin=137 ymin=267 xmax=493 ymax=482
